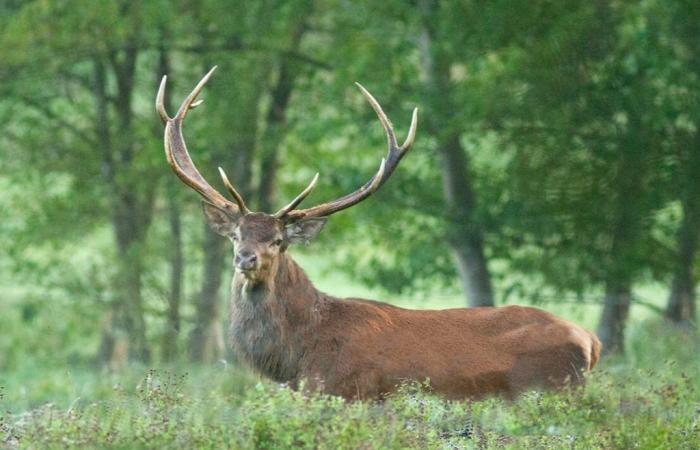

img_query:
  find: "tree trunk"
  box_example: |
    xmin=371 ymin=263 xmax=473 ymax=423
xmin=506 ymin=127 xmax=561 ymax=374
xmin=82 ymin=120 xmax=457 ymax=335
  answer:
xmin=596 ymin=117 xmax=645 ymax=355
xmin=597 ymin=188 xmax=635 ymax=355
xmin=597 ymin=218 xmax=635 ymax=355
xmin=666 ymin=27 xmax=700 ymax=328
xmin=162 ymin=179 xmax=184 ymax=361
xmin=115 ymin=240 xmax=149 ymax=362
xmin=95 ymin=46 xmax=153 ymax=366
xmin=597 ymin=279 xmax=631 ymax=354
xmin=98 ymin=191 xmax=151 ymax=366
xmin=418 ymin=10 xmax=494 ymax=307
xmin=189 ymin=227 xmax=226 ymax=362
xmin=157 ymin=43 xmax=183 ymax=362
xmin=665 ymin=138 xmax=700 ymax=327
xmin=115 ymin=46 xmax=153 ymax=363
xmin=440 ymin=134 xmax=494 ymax=307
xmin=257 ymin=23 xmax=306 ymax=211
xmin=93 ymin=57 xmax=122 ymax=368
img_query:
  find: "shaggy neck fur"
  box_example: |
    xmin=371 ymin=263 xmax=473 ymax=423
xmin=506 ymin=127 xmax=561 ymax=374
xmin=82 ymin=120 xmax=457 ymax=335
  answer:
xmin=229 ymin=252 xmax=324 ymax=382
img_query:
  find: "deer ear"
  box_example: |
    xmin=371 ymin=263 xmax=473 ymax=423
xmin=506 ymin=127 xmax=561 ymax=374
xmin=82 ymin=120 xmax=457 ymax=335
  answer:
xmin=202 ymin=202 xmax=239 ymax=237
xmin=285 ymin=217 xmax=327 ymax=245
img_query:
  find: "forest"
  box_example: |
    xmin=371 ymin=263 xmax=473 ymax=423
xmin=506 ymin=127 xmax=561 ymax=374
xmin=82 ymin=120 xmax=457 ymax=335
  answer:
xmin=1 ymin=0 xmax=699 ymax=448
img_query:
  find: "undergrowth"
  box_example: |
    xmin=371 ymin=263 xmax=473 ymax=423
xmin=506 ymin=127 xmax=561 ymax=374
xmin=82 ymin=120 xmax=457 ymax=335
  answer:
xmin=1 ymin=320 xmax=699 ymax=449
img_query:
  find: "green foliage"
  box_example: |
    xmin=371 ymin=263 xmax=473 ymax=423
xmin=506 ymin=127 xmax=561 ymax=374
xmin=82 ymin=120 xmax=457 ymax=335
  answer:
xmin=2 ymin=0 xmax=699 ymax=324
xmin=2 ymin=2 xmax=699 ymax=447
xmin=2 ymin=4 xmax=700 ymax=446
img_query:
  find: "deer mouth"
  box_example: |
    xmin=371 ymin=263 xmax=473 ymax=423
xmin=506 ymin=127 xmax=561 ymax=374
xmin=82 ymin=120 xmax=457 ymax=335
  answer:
xmin=236 ymin=266 xmax=260 ymax=281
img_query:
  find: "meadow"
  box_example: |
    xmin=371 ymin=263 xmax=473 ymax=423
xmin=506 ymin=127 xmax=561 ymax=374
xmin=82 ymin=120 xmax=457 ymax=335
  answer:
xmin=2 ymin=256 xmax=699 ymax=449
xmin=2 ymin=322 xmax=699 ymax=449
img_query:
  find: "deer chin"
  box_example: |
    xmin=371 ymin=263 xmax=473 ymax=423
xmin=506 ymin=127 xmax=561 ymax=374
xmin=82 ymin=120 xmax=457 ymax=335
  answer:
xmin=236 ymin=267 xmax=257 ymax=278
xmin=236 ymin=266 xmax=267 ymax=285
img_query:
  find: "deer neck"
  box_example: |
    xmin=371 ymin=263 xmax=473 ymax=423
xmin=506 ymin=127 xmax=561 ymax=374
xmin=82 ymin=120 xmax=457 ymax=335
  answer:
xmin=229 ymin=252 xmax=323 ymax=382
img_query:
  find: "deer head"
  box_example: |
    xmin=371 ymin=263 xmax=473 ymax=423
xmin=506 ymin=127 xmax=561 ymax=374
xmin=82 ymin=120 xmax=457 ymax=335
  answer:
xmin=156 ymin=67 xmax=417 ymax=285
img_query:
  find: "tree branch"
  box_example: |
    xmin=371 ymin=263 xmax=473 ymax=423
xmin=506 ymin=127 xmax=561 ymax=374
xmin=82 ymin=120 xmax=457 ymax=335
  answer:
xmin=19 ymin=95 xmax=98 ymax=147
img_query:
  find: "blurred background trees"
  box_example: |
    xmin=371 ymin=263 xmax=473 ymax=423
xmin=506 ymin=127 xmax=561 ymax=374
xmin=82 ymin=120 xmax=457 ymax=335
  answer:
xmin=0 ymin=0 xmax=698 ymax=369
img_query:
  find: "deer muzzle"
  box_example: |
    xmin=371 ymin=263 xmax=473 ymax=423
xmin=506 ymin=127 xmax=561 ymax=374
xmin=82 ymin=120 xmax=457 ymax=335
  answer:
xmin=235 ymin=251 xmax=258 ymax=272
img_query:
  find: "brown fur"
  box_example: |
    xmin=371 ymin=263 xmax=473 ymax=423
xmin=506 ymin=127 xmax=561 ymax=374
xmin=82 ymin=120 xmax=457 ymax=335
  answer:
xmin=156 ymin=68 xmax=600 ymax=399
xmin=159 ymin=71 xmax=601 ymax=400
xmin=222 ymin=215 xmax=602 ymax=401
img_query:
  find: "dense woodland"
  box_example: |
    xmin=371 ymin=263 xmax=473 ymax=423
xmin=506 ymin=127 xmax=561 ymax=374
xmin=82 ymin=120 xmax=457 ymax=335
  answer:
xmin=1 ymin=0 xmax=699 ymax=369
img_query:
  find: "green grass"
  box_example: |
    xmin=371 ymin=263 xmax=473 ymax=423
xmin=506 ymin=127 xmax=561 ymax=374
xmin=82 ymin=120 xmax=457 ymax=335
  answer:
xmin=1 ymin=249 xmax=696 ymax=448
xmin=2 ymin=320 xmax=699 ymax=449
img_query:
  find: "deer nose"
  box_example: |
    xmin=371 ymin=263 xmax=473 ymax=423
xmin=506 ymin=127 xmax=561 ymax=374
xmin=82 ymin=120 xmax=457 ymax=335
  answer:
xmin=235 ymin=251 xmax=257 ymax=271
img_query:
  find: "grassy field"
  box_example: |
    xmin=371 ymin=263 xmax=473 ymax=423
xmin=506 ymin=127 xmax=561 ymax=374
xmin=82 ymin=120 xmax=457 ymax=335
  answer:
xmin=2 ymin=320 xmax=699 ymax=448
xmin=1 ymin=252 xmax=699 ymax=448
xmin=1 ymin=320 xmax=699 ymax=449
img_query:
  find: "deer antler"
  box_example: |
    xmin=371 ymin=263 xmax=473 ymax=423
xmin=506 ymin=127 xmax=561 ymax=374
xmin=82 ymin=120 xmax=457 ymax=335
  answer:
xmin=280 ymin=84 xmax=418 ymax=221
xmin=274 ymin=173 xmax=320 ymax=218
xmin=158 ymin=69 xmax=416 ymax=221
xmin=156 ymin=67 xmax=250 ymax=215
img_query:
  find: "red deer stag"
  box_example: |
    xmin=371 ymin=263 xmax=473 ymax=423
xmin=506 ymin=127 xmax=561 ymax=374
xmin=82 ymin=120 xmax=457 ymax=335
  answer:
xmin=156 ymin=67 xmax=601 ymax=400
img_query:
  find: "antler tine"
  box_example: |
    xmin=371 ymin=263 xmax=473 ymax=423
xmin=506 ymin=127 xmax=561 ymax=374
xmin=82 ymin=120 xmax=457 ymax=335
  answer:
xmin=308 ymin=86 xmax=417 ymax=209
xmin=283 ymin=155 xmax=388 ymax=221
xmin=355 ymin=83 xmax=398 ymax=150
xmin=281 ymin=85 xmax=416 ymax=222
xmin=218 ymin=167 xmax=250 ymax=214
xmin=175 ymin=66 xmax=218 ymax=119
xmin=274 ymin=173 xmax=320 ymax=218
xmin=355 ymin=83 xmax=418 ymax=190
xmin=403 ymin=107 xmax=418 ymax=150
xmin=156 ymin=76 xmax=171 ymax=124
xmin=158 ymin=67 xmax=245 ymax=214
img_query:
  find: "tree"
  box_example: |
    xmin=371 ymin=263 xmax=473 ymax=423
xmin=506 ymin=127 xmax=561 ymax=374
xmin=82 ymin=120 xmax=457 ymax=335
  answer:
xmin=495 ymin=0 xmax=680 ymax=353
xmin=0 ymin=0 xmax=177 ymax=364
xmin=663 ymin=0 xmax=700 ymax=328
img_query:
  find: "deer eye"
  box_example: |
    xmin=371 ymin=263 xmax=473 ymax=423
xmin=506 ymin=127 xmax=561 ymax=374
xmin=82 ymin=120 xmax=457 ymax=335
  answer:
xmin=272 ymin=238 xmax=283 ymax=247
